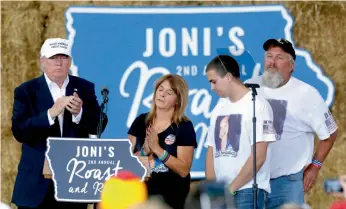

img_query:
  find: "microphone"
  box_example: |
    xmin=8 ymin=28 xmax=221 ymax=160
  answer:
xmin=244 ymin=83 xmax=260 ymax=88
xmin=97 ymin=87 xmax=109 ymax=138
xmin=101 ymin=87 xmax=109 ymax=104
xmin=245 ymin=83 xmax=260 ymax=96
xmin=100 ymin=86 xmax=109 ymax=111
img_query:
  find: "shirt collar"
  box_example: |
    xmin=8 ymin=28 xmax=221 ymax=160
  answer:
xmin=44 ymin=73 xmax=69 ymax=89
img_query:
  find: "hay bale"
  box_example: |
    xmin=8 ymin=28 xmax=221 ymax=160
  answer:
xmin=1 ymin=1 xmax=36 ymax=11
xmin=1 ymin=1 xmax=345 ymax=209
xmin=1 ymin=4 xmax=45 ymax=208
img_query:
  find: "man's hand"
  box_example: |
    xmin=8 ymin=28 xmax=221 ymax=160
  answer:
xmin=66 ymin=92 xmax=83 ymax=117
xmin=328 ymin=175 xmax=346 ymax=198
xmin=340 ymin=175 xmax=346 ymax=191
xmin=229 ymin=183 xmax=237 ymax=194
xmin=49 ymin=96 xmax=74 ymax=118
xmin=303 ymin=164 xmax=320 ymax=192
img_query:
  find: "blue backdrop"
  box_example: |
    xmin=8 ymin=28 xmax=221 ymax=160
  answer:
xmin=65 ymin=5 xmax=335 ymax=179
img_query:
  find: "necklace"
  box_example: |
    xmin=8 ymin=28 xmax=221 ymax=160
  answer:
xmin=153 ymin=120 xmax=172 ymax=134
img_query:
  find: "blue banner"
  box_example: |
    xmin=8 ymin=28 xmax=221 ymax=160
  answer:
xmin=65 ymin=5 xmax=335 ymax=179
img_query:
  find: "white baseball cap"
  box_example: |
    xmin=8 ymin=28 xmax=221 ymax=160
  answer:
xmin=40 ymin=38 xmax=72 ymax=58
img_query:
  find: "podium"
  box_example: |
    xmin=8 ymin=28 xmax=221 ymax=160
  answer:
xmin=43 ymin=158 xmax=52 ymax=179
xmin=44 ymin=137 xmax=147 ymax=203
xmin=43 ymin=154 xmax=151 ymax=180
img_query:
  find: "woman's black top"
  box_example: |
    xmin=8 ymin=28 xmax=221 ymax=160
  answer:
xmin=128 ymin=113 xmax=197 ymax=209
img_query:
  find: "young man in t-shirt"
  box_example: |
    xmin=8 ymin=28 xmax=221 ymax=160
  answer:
xmin=204 ymin=55 xmax=276 ymax=209
xmin=245 ymin=38 xmax=338 ymax=209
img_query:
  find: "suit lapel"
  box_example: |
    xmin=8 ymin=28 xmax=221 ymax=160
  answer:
xmin=36 ymin=74 xmax=61 ymax=136
xmin=65 ymin=75 xmax=75 ymax=97
xmin=36 ymin=75 xmax=79 ymax=137
xmin=36 ymin=75 xmax=55 ymax=111
xmin=63 ymin=75 xmax=76 ymax=137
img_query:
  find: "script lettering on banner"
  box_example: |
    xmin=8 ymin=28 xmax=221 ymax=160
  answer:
xmin=65 ymin=5 xmax=335 ymax=178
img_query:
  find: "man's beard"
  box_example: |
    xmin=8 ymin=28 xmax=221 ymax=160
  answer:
xmin=262 ymin=69 xmax=284 ymax=88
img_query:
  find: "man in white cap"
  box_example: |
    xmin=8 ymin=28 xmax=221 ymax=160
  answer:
xmin=11 ymin=38 xmax=105 ymax=209
xmin=245 ymin=38 xmax=338 ymax=208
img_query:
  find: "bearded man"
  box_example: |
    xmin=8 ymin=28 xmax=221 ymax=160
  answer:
xmin=245 ymin=38 xmax=338 ymax=209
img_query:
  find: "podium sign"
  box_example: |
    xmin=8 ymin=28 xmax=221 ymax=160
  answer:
xmin=45 ymin=137 xmax=146 ymax=202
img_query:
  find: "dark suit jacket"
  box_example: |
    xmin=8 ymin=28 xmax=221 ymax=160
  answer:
xmin=11 ymin=74 xmax=102 ymax=207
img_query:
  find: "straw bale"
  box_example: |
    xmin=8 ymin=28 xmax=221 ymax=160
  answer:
xmin=1 ymin=1 xmax=37 ymax=11
xmin=1 ymin=1 xmax=345 ymax=209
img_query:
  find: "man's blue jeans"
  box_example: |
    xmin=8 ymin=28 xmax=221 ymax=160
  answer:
xmin=265 ymin=170 xmax=305 ymax=209
xmin=235 ymin=188 xmax=266 ymax=209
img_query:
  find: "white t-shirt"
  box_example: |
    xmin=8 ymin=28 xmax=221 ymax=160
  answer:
xmin=245 ymin=76 xmax=338 ymax=178
xmin=0 ymin=203 xmax=10 ymax=209
xmin=206 ymin=91 xmax=276 ymax=193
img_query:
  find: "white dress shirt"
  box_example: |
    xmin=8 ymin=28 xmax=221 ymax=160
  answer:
xmin=45 ymin=74 xmax=83 ymax=136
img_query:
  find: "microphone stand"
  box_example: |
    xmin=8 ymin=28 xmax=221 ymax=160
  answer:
xmin=94 ymin=95 xmax=108 ymax=209
xmin=245 ymin=83 xmax=260 ymax=209
xmin=97 ymin=96 xmax=108 ymax=138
